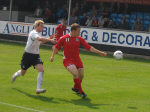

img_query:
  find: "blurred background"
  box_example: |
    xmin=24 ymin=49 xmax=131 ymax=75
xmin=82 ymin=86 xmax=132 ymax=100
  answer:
xmin=0 ymin=0 xmax=150 ymax=32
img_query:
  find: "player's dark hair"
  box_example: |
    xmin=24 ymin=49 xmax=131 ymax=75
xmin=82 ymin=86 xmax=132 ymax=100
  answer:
xmin=71 ymin=23 xmax=80 ymax=31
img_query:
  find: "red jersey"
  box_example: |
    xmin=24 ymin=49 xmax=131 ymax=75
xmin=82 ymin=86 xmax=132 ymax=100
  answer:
xmin=55 ymin=24 xmax=66 ymax=41
xmin=55 ymin=34 xmax=91 ymax=60
xmin=93 ymin=19 xmax=98 ymax=26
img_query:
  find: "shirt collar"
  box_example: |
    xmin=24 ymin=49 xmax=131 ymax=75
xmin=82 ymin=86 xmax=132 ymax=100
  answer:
xmin=69 ymin=33 xmax=77 ymax=38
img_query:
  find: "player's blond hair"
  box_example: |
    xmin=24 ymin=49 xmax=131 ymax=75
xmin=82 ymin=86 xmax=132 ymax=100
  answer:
xmin=34 ymin=20 xmax=44 ymax=28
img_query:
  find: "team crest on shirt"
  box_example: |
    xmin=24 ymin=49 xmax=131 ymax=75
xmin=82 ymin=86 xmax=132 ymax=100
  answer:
xmin=76 ymin=38 xmax=79 ymax=42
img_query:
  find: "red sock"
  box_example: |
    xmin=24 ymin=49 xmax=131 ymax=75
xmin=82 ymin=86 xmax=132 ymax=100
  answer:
xmin=73 ymin=78 xmax=78 ymax=89
xmin=74 ymin=78 xmax=83 ymax=93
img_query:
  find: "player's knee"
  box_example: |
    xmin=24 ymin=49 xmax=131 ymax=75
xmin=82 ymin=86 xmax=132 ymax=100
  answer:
xmin=73 ymin=74 xmax=78 ymax=78
xmin=36 ymin=64 xmax=44 ymax=72
xmin=38 ymin=69 xmax=44 ymax=72
xmin=72 ymin=71 xmax=78 ymax=77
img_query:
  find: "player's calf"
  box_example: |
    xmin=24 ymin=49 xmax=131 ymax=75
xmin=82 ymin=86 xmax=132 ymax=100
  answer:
xmin=11 ymin=70 xmax=21 ymax=83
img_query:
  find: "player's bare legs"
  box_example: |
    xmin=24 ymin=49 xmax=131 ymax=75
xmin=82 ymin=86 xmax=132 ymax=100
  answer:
xmin=67 ymin=65 xmax=87 ymax=98
xmin=67 ymin=65 xmax=78 ymax=78
xmin=67 ymin=65 xmax=80 ymax=91
xmin=21 ymin=69 xmax=26 ymax=76
xmin=35 ymin=64 xmax=44 ymax=72
xmin=35 ymin=64 xmax=46 ymax=94
xmin=11 ymin=69 xmax=26 ymax=83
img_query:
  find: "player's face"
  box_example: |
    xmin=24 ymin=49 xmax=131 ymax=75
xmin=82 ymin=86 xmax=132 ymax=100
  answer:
xmin=75 ymin=28 xmax=80 ymax=36
xmin=62 ymin=19 xmax=65 ymax=25
xmin=38 ymin=23 xmax=44 ymax=32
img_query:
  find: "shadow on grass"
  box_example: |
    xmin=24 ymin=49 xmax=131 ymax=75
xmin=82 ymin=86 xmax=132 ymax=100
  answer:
xmin=128 ymin=106 xmax=138 ymax=110
xmin=12 ymin=88 xmax=59 ymax=104
xmin=12 ymin=88 xmax=119 ymax=109
xmin=58 ymin=97 xmax=119 ymax=109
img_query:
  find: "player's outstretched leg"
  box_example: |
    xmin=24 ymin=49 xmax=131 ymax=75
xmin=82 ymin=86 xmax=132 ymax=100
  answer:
xmin=11 ymin=69 xmax=26 ymax=83
xmin=77 ymin=68 xmax=87 ymax=98
xmin=73 ymin=78 xmax=87 ymax=98
xmin=67 ymin=65 xmax=87 ymax=98
xmin=36 ymin=72 xmax=47 ymax=94
xmin=72 ymin=68 xmax=84 ymax=93
xmin=76 ymin=78 xmax=87 ymax=98
xmin=11 ymin=70 xmax=21 ymax=83
xmin=72 ymin=78 xmax=79 ymax=94
xmin=35 ymin=64 xmax=46 ymax=94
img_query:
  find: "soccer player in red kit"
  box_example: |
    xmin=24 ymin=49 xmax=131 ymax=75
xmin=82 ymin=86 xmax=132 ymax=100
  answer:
xmin=55 ymin=18 xmax=66 ymax=41
xmin=51 ymin=18 xmax=66 ymax=54
xmin=50 ymin=23 xmax=107 ymax=98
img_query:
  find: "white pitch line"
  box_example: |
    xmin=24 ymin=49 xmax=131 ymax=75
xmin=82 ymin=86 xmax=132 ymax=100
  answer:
xmin=0 ymin=101 xmax=45 ymax=112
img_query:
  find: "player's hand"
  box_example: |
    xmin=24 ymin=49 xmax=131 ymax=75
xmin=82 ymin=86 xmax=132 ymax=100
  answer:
xmin=99 ymin=52 xmax=107 ymax=57
xmin=50 ymin=38 xmax=57 ymax=44
xmin=49 ymin=34 xmax=56 ymax=39
xmin=50 ymin=56 xmax=54 ymax=62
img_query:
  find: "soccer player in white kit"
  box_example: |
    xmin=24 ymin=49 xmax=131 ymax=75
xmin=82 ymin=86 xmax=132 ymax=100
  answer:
xmin=11 ymin=20 xmax=55 ymax=94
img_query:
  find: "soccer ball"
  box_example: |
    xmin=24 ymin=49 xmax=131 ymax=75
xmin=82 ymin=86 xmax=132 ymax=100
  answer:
xmin=113 ymin=50 xmax=123 ymax=60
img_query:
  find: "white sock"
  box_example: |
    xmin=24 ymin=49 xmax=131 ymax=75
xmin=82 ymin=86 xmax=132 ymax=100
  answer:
xmin=37 ymin=72 xmax=43 ymax=90
xmin=15 ymin=70 xmax=21 ymax=77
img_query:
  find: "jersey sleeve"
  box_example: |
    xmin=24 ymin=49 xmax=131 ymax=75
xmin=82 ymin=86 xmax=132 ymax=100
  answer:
xmin=80 ymin=37 xmax=91 ymax=51
xmin=31 ymin=32 xmax=39 ymax=40
xmin=55 ymin=37 xmax=64 ymax=50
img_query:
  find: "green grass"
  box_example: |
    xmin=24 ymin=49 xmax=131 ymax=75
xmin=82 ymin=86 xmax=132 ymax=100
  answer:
xmin=0 ymin=41 xmax=150 ymax=112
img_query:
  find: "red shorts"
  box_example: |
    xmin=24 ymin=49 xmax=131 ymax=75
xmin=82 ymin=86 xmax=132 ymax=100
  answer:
xmin=63 ymin=58 xmax=83 ymax=69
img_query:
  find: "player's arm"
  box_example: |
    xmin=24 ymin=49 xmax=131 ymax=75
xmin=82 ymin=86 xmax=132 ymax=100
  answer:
xmin=55 ymin=24 xmax=60 ymax=34
xmin=50 ymin=46 xmax=58 ymax=62
xmin=90 ymin=47 xmax=107 ymax=56
xmin=80 ymin=37 xmax=107 ymax=56
xmin=50 ymin=37 xmax=63 ymax=62
xmin=31 ymin=33 xmax=56 ymax=44
xmin=49 ymin=33 xmax=56 ymax=39
xmin=38 ymin=36 xmax=56 ymax=44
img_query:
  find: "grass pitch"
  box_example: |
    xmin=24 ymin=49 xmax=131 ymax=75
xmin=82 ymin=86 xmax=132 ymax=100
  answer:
xmin=0 ymin=41 xmax=150 ymax=112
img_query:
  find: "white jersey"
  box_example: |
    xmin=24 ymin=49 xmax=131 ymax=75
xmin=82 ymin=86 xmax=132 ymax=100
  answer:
xmin=25 ymin=30 xmax=41 ymax=54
